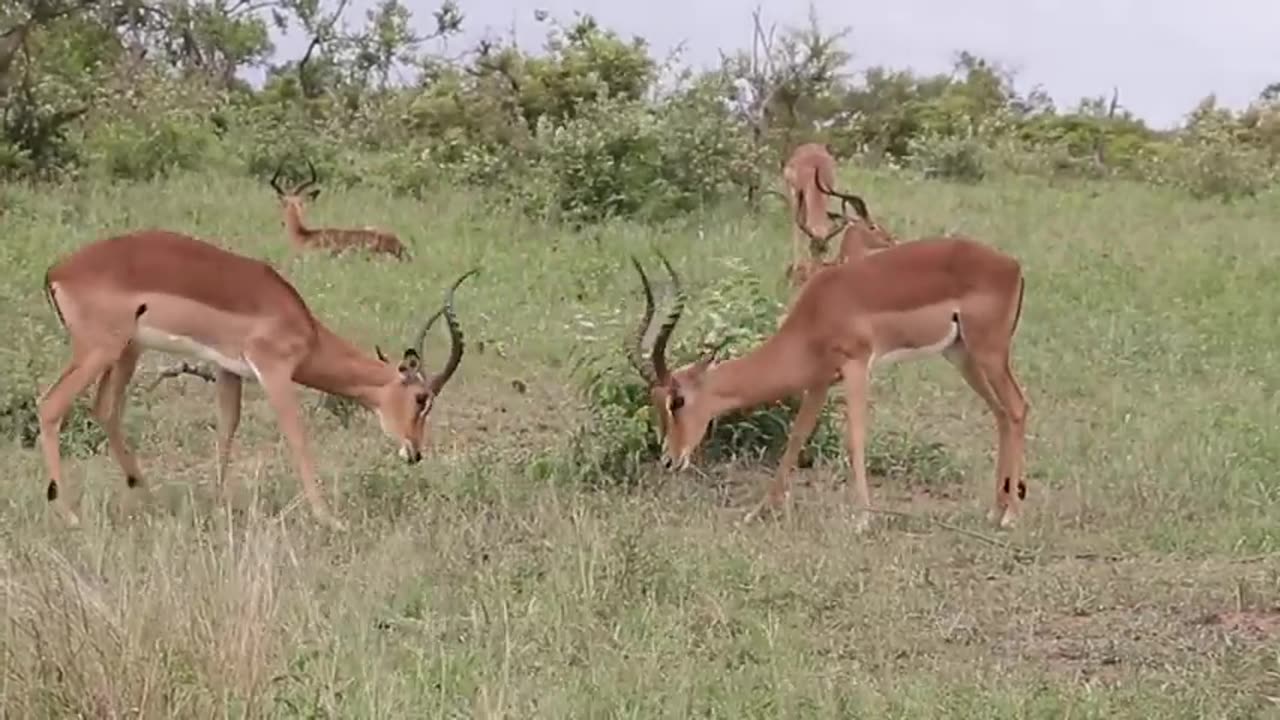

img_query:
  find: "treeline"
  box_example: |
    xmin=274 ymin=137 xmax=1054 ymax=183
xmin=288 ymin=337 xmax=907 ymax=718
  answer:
xmin=4 ymin=0 xmax=1279 ymax=223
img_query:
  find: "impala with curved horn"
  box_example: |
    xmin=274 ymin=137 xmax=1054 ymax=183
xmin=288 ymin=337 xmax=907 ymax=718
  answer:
xmin=270 ymin=158 xmax=410 ymax=261
xmin=627 ymin=208 xmax=1030 ymax=529
xmin=37 ymin=228 xmax=476 ymax=530
xmin=784 ymin=168 xmax=899 ymax=290
xmin=781 ymin=143 xmax=878 ymax=285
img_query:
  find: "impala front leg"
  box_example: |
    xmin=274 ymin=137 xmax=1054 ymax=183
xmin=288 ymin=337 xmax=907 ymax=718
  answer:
xmin=743 ymin=385 xmax=827 ymax=523
xmin=253 ymin=360 xmax=345 ymax=532
xmin=839 ymin=359 xmax=873 ymax=533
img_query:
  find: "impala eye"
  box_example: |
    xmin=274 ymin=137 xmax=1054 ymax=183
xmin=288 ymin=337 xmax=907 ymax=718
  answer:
xmin=669 ymin=394 xmax=685 ymax=412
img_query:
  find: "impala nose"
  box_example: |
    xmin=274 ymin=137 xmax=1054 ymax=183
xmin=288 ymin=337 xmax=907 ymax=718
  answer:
xmin=399 ymin=445 xmax=422 ymax=464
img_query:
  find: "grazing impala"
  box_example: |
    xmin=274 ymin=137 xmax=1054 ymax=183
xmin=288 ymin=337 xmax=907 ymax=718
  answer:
xmin=783 ymin=168 xmax=899 ymax=290
xmin=271 ymin=159 xmax=410 ymax=260
xmin=627 ymin=199 xmax=1030 ymax=530
xmin=38 ymin=228 xmax=476 ymax=530
xmin=781 ymin=143 xmax=868 ymax=276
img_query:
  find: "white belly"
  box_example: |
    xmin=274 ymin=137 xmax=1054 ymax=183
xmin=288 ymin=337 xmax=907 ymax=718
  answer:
xmin=134 ymin=325 xmax=258 ymax=379
xmin=872 ymin=320 xmax=960 ymax=367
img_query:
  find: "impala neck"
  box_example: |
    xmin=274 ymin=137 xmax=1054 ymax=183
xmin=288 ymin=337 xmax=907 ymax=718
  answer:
xmin=293 ymin=323 xmax=396 ymax=407
xmin=283 ymin=203 xmax=309 ymax=243
xmin=699 ymin=330 xmax=819 ymax=417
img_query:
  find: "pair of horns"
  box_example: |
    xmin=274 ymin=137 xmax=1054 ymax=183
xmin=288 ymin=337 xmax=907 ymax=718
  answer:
xmin=794 ymin=167 xmax=872 ymax=247
xmin=378 ymin=268 xmax=479 ymax=395
xmin=269 ymin=157 xmax=320 ymax=196
xmin=627 ymin=253 xmax=728 ymax=387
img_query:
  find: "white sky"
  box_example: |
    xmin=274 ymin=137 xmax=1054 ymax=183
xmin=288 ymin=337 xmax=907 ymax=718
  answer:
xmin=257 ymin=0 xmax=1278 ymax=130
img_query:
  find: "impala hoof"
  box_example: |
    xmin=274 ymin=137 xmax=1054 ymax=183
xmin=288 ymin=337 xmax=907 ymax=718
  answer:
xmin=998 ymin=510 xmax=1019 ymax=530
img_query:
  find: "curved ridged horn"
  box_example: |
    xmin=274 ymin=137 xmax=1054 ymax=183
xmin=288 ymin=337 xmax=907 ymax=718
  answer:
xmin=794 ymin=185 xmax=847 ymax=251
xmin=628 ymin=256 xmax=658 ymax=385
xmin=813 ymin=168 xmax=870 ymax=221
xmin=269 ymin=162 xmax=287 ymax=195
xmin=295 ymin=157 xmax=320 ymax=194
xmin=651 ymin=251 xmax=686 ymax=383
xmin=408 ymin=269 xmax=479 ymax=394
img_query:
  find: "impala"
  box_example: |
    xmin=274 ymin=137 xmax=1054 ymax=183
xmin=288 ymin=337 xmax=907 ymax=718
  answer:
xmin=38 ymin=228 xmax=476 ymax=530
xmin=627 ymin=199 xmax=1030 ymax=530
xmin=783 ymin=168 xmax=899 ymax=290
xmin=271 ymin=159 xmax=410 ymax=260
xmin=781 ymin=142 xmax=868 ymax=276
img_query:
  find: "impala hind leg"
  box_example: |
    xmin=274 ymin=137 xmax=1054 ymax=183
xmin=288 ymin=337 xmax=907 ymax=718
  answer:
xmin=743 ymin=385 xmax=827 ymax=524
xmin=89 ymin=343 xmax=151 ymax=509
xmin=973 ymin=352 xmax=1029 ymax=528
xmin=838 ymin=358 xmax=874 ymax=533
xmin=214 ymin=370 xmax=243 ymax=507
xmin=38 ymin=345 xmax=127 ymax=525
xmin=956 ymin=295 xmax=1031 ymax=528
xmin=943 ymin=346 xmax=1014 ymax=524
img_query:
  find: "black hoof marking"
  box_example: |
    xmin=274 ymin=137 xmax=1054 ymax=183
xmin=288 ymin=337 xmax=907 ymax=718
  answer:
xmin=126 ymin=474 xmax=140 ymax=488
xmin=1017 ymin=480 xmax=1027 ymax=500
xmin=1002 ymin=476 xmax=1011 ymax=494
xmin=46 ymin=480 xmax=58 ymax=501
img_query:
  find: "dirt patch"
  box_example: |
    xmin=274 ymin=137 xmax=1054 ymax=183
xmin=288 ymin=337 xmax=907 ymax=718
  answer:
xmin=1195 ymin=607 xmax=1280 ymax=642
xmin=1010 ymin=601 xmax=1280 ymax=685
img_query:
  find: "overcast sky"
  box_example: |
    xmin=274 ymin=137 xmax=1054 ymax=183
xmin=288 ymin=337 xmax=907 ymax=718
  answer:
xmin=260 ymin=0 xmax=1277 ymax=130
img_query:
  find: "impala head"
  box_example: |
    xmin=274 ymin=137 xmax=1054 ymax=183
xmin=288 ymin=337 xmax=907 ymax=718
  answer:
xmin=269 ymin=158 xmax=321 ymax=229
xmin=627 ymin=253 xmax=729 ymax=471
xmin=372 ymin=268 xmax=479 ymax=464
xmin=807 ymin=169 xmax=897 ymax=259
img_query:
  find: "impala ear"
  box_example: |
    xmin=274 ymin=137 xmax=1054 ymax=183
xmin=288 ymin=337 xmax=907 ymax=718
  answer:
xmin=375 ymin=345 xmax=389 ymax=363
xmin=306 ymin=188 xmax=321 ymax=201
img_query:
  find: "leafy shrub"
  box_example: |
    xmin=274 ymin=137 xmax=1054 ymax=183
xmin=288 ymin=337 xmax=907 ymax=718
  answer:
xmin=908 ymin=131 xmax=988 ymax=183
xmin=515 ymin=88 xmax=752 ymax=224
xmin=1165 ymin=98 xmax=1276 ymax=201
xmin=1168 ymin=140 xmax=1272 ymax=202
xmin=81 ymin=70 xmax=228 ymax=181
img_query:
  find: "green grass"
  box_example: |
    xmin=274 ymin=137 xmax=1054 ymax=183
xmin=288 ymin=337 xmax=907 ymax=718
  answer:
xmin=1 ymin=168 xmax=1279 ymax=718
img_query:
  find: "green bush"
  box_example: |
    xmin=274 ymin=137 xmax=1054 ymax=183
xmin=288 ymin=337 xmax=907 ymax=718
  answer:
xmin=1169 ymin=139 xmax=1272 ymax=202
xmin=908 ymin=131 xmax=988 ymax=183
xmin=81 ymin=71 xmax=228 ymax=181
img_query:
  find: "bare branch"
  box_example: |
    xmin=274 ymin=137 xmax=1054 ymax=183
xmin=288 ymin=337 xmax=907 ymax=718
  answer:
xmin=296 ymin=0 xmax=352 ymax=98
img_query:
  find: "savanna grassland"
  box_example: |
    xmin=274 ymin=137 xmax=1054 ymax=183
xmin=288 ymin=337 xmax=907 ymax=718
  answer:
xmin=1 ymin=165 xmax=1278 ymax=718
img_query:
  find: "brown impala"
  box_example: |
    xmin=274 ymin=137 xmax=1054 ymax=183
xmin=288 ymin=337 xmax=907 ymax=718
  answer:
xmin=781 ymin=142 xmax=872 ymax=280
xmin=37 ymin=228 xmax=476 ymax=530
xmin=627 ymin=195 xmax=1030 ymax=530
xmin=271 ymin=159 xmax=410 ymax=260
xmin=783 ymin=166 xmax=899 ymax=290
